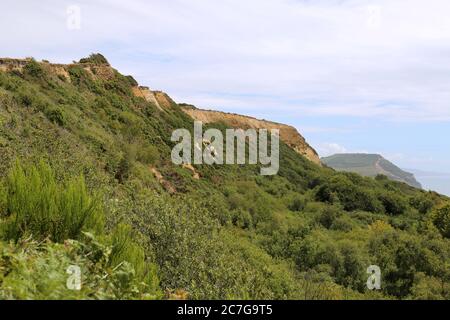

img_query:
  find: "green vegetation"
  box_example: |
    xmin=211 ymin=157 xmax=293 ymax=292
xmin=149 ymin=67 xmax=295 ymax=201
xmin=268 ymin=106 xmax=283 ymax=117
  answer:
xmin=1 ymin=160 xmax=103 ymax=242
xmin=432 ymin=204 xmax=450 ymax=238
xmin=79 ymin=53 xmax=110 ymax=65
xmin=0 ymin=57 xmax=449 ymax=300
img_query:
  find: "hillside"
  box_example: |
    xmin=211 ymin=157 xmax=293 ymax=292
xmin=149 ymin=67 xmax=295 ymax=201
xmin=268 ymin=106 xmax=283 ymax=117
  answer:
xmin=321 ymin=154 xmax=422 ymax=189
xmin=181 ymin=106 xmax=321 ymax=165
xmin=0 ymin=54 xmax=449 ymax=300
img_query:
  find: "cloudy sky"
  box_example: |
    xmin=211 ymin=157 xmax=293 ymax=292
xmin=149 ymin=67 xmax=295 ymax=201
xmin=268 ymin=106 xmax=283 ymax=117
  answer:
xmin=1 ymin=0 xmax=450 ymax=192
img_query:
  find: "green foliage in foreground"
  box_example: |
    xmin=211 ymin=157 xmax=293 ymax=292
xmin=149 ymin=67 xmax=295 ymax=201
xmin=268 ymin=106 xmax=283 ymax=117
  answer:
xmin=0 ymin=234 xmax=160 ymax=299
xmin=1 ymin=161 xmax=103 ymax=242
xmin=433 ymin=204 xmax=450 ymax=238
xmin=0 ymin=57 xmax=449 ymax=300
xmin=0 ymin=162 xmax=161 ymax=300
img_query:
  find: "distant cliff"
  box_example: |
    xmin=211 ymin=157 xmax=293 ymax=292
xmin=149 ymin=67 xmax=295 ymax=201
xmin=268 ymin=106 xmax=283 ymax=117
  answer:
xmin=321 ymin=153 xmax=422 ymax=188
xmin=181 ymin=107 xmax=321 ymax=165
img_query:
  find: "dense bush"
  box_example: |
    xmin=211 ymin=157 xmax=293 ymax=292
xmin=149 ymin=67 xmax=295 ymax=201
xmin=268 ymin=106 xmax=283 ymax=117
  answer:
xmin=79 ymin=53 xmax=110 ymax=65
xmin=314 ymin=176 xmax=383 ymax=213
xmin=314 ymin=183 xmax=336 ymax=203
xmin=0 ymin=161 xmax=104 ymax=242
xmin=0 ymin=235 xmax=161 ymax=299
xmin=288 ymin=196 xmax=307 ymax=212
xmin=44 ymin=106 xmax=66 ymax=126
xmin=317 ymin=206 xmax=343 ymax=229
xmin=14 ymin=86 xmax=37 ymax=107
xmin=23 ymin=59 xmax=44 ymax=78
xmin=432 ymin=204 xmax=450 ymax=238
xmin=410 ymin=194 xmax=434 ymax=214
xmin=379 ymin=192 xmax=407 ymax=215
xmin=68 ymin=65 xmax=103 ymax=93
xmin=109 ymin=224 xmax=161 ymax=297
xmin=118 ymin=192 xmax=292 ymax=299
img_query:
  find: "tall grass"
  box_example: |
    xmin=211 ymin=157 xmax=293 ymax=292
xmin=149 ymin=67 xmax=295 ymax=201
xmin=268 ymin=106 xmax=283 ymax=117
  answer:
xmin=0 ymin=160 xmax=104 ymax=242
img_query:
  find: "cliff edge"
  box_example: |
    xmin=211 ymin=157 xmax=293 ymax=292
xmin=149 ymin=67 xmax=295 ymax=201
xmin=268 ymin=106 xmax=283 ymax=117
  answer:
xmin=181 ymin=107 xmax=321 ymax=165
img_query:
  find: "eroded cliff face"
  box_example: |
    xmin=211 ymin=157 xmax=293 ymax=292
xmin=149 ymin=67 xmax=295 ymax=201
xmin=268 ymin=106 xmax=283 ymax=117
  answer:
xmin=181 ymin=107 xmax=321 ymax=165
xmin=132 ymin=86 xmax=163 ymax=111
xmin=0 ymin=58 xmax=30 ymax=72
xmin=131 ymin=88 xmax=177 ymax=112
xmin=153 ymin=91 xmax=177 ymax=109
xmin=136 ymin=89 xmax=321 ymax=164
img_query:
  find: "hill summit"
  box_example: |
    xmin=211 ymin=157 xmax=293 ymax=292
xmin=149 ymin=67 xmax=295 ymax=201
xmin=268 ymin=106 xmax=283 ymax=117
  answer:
xmin=321 ymin=153 xmax=422 ymax=189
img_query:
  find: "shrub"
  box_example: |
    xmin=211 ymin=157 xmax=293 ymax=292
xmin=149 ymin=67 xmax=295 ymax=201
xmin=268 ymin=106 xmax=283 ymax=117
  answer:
xmin=409 ymin=273 xmax=450 ymax=300
xmin=0 ymin=72 xmax=19 ymax=91
xmin=23 ymin=59 xmax=44 ymax=78
xmin=15 ymin=87 xmax=36 ymax=107
xmin=79 ymin=53 xmax=110 ymax=65
xmin=432 ymin=204 xmax=450 ymax=238
xmin=410 ymin=195 xmax=434 ymax=214
xmin=330 ymin=215 xmax=354 ymax=232
xmin=110 ymin=224 xmax=144 ymax=272
xmin=317 ymin=206 xmax=342 ymax=229
xmin=104 ymin=74 xmax=134 ymax=96
xmin=110 ymin=224 xmax=161 ymax=296
xmin=44 ymin=107 xmax=66 ymax=126
xmin=291 ymin=231 xmax=338 ymax=271
xmin=314 ymin=183 xmax=335 ymax=203
xmin=0 ymin=235 xmax=161 ymax=300
xmin=375 ymin=174 xmax=389 ymax=181
xmin=288 ymin=196 xmax=306 ymax=212
xmin=0 ymin=160 xmax=104 ymax=242
xmin=136 ymin=144 xmax=160 ymax=165
xmin=231 ymin=209 xmax=253 ymax=229
xmin=68 ymin=65 xmax=102 ymax=93
xmin=115 ymin=147 xmax=136 ymax=183
xmin=334 ymin=242 xmax=366 ymax=291
xmin=120 ymin=192 xmax=289 ymax=299
xmin=379 ymin=192 xmax=407 ymax=215
xmin=330 ymin=176 xmax=381 ymax=212
xmin=315 ymin=176 xmax=383 ymax=213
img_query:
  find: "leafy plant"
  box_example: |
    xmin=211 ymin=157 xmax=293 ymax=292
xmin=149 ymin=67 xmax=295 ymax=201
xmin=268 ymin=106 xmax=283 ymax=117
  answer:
xmin=0 ymin=160 xmax=103 ymax=242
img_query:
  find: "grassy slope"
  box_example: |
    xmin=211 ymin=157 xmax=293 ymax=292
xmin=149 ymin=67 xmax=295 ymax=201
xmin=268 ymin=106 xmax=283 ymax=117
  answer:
xmin=0 ymin=57 xmax=449 ymax=300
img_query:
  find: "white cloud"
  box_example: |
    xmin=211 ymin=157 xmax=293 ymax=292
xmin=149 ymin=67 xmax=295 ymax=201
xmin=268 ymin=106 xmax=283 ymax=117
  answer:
xmin=2 ymin=0 xmax=450 ymax=122
xmin=316 ymin=143 xmax=348 ymax=157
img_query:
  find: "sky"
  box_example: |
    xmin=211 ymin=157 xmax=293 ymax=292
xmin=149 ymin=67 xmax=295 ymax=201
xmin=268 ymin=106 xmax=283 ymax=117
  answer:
xmin=1 ymin=0 xmax=450 ymax=194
